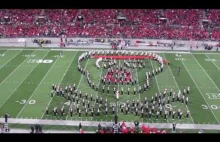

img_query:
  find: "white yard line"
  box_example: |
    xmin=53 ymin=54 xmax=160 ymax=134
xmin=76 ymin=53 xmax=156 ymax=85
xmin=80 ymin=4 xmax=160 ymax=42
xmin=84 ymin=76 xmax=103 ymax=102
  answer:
xmin=205 ymin=54 xmax=220 ymax=73
xmin=149 ymin=59 xmax=169 ymax=123
xmin=0 ymin=51 xmax=50 ymax=109
xmin=191 ymin=54 xmax=220 ymax=92
xmin=65 ymin=54 xmax=90 ymax=120
xmin=40 ymin=52 xmax=78 ymax=119
xmin=162 ymin=53 xmax=195 ymax=124
xmin=16 ymin=52 xmax=61 ymax=118
xmin=0 ymin=50 xmax=22 ymax=69
xmin=180 ymin=59 xmax=220 ymax=124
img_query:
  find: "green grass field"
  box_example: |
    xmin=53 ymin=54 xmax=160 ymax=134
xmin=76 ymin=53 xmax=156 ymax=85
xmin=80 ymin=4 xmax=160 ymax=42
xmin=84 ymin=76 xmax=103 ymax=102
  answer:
xmin=0 ymin=49 xmax=220 ymax=126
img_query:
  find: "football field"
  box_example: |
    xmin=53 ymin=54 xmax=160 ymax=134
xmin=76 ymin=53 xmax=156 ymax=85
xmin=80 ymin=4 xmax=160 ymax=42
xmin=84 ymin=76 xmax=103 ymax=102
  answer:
xmin=0 ymin=48 xmax=220 ymax=125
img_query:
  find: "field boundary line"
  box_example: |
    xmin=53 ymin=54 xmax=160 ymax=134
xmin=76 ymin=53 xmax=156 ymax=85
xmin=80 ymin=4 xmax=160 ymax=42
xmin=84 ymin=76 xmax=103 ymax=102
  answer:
xmin=180 ymin=58 xmax=220 ymax=124
xmin=2 ymin=118 xmax=220 ymax=130
xmin=162 ymin=53 xmax=195 ymax=124
xmin=0 ymin=50 xmax=22 ymax=70
xmin=65 ymin=52 xmax=90 ymax=120
xmin=0 ymin=50 xmax=50 ymax=109
xmin=191 ymin=54 xmax=220 ymax=92
xmin=16 ymin=52 xmax=61 ymax=118
xmin=149 ymin=59 xmax=169 ymax=123
xmin=1 ymin=48 xmax=220 ymax=54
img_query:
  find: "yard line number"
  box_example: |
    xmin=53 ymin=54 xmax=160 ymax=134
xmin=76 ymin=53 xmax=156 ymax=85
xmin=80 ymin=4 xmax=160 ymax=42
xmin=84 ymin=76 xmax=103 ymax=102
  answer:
xmin=202 ymin=104 xmax=220 ymax=110
xmin=17 ymin=100 xmax=36 ymax=105
xmin=206 ymin=93 xmax=220 ymax=99
xmin=27 ymin=59 xmax=53 ymax=63
xmin=205 ymin=59 xmax=216 ymax=62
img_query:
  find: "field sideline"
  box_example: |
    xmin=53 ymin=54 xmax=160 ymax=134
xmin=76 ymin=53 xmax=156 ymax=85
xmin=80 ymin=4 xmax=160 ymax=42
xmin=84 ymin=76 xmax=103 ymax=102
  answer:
xmin=0 ymin=48 xmax=220 ymax=126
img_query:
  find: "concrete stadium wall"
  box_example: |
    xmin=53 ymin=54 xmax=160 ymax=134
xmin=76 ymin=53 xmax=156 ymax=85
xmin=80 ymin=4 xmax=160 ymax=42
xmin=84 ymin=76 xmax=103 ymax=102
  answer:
xmin=0 ymin=37 xmax=219 ymax=51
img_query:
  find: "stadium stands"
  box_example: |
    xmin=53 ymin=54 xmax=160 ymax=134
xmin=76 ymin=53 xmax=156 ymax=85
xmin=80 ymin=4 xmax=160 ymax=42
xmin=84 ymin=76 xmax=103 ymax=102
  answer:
xmin=0 ymin=9 xmax=219 ymax=41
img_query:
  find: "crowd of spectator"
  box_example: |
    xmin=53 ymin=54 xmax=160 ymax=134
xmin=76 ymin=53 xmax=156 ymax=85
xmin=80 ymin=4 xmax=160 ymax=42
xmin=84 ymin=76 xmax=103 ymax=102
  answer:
xmin=0 ymin=9 xmax=220 ymax=41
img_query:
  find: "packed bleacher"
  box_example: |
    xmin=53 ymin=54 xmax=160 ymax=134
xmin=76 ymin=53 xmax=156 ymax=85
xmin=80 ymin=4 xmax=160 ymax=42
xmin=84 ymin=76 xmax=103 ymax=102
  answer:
xmin=0 ymin=9 xmax=220 ymax=41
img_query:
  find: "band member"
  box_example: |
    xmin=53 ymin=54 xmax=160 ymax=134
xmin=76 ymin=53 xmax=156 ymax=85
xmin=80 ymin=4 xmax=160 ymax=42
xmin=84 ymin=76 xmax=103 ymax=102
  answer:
xmin=159 ymin=106 xmax=163 ymax=116
xmin=105 ymin=107 xmax=108 ymax=116
xmin=72 ymin=96 xmax=75 ymax=102
xmin=120 ymin=105 xmax=123 ymax=113
xmin=87 ymin=101 xmax=90 ymax=108
xmin=70 ymin=87 xmax=73 ymax=95
xmin=138 ymin=86 xmax=142 ymax=94
xmin=149 ymin=111 xmax=152 ymax=119
xmin=76 ymin=97 xmax=79 ymax=104
xmin=51 ymin=90 xmax=54 ymax=97
xmin=61 ymin=90 xmax=65 ymax=97
xmin=183 ymin=89 xmax=186 ymax=96
xmin=156 ymin=111 xmax=159 ymax=120
xmin=85 ymin=108 xmax=88 ymax=117
xmin=97 ymin=108 xmax=100 ymax=116
xmin=91 ymin=109 xmax=94 ymax=117
xmin=107 ymin=86 xmax=109 ymax=94
xmin=79 ymin=109 xmax=81 ymax=117
xmin=179 ymin=111 xmax=182 ymax=120
xmin=185 ymin=96 xmax=188 ymax=105
xmin=53 ymin=107 xmax=57 ymax=116
xmin=92 ymin=82 xmax=95 ymax=89
xmin=52 ymin=84 xmax=55 ymax=90
xmin=127 ymin=87 xmax=130 ymax=95
xmin=170 ymin=89 xmax=173 ymax=96
xmin=100 ymin=97 xmax=103 ymax=104
xmin=172 ymin=111 xmax=175 ymax=120
xmin=172 ymin=93 xmax=175 ymax=102
xmin=177 ymin=108 xmax=181 ymax=118
xmin=90 ymin=94 xmax=93 ymax=101
xmin=65 ymin=86 xmax=68 ymax=93
xmin=75 ymin=90 xmax=78 ymax=96
xmin=169 ymin=108 xmax=172 ymax=116
xmin=70 ymin=108 xmax=73 ymax=117
xmin=141 ymin=109 xmax=144 ymax=118
xmin=67 ymin=93 xmax=70 ymax=100
xmin=187 ymin=87 xmax=190 ymax=94
xmin=82 ymin=99 xmax=85 ymax=106
xmin=155 ymin=93 xmax=158 ymax=101
xmin=121 ymin=87 xmax=124 ymax=95
xmin=182 ymin=95 xmax=185 ymax=103
xmin=135 ymin=107 xmax=138 ymax=116
xmin=77 ymin=105 xmax=79 ymax=113
xmin=152 ymin=105 xmax=155 ymax=113
xmin=144 ymin=97 xmax=148 ymax=104
xmin=102 ymin=85 xmax=105 ymax=93
xmin=167 ymin=96 xmax=170 ymax=104
xmin=46 ymin=107 xmax=49 ymax=116
xmin=85 ymin=93 xmax=88 ymax=100
xmin=144 ymin=84 xmax=147 ymax=91
xmin=133 ymin=87 xmax=136 ymax=95
xmin=96 ymin=96 xmax=99 ymax=103
xmin=186 ymin=110 xmax=190 ymax=118
xmin=96 ymin=85 xmax=99 ymax=91
xmin=73 ymin=84 xmax=76 ymax=90
xmin=112 ymin=106 xmax=115 ymax=115
xmin=164 ymin=110 xmax=167 ymax=120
